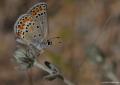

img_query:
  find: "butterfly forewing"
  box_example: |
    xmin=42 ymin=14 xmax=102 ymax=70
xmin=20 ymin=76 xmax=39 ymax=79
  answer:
xmin=26 ymin=2 xmax=48 ymax=41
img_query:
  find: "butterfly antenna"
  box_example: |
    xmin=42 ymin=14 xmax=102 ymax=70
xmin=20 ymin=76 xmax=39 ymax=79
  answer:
xmin=49 ymin=36 xmax=61 ymax=40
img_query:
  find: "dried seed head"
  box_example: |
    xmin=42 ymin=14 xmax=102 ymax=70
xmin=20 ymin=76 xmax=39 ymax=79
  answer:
xmin=13 ymin=47 xmax=36 ymax=70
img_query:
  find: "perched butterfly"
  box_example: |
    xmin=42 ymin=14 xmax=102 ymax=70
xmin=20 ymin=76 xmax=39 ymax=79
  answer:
xmin=13 ymin=2 xmax=61 ymax=71
xmin=14 ymin=2 xmax=52 ymax=51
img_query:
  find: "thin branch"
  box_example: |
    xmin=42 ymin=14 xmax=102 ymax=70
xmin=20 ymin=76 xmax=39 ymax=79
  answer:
xmin=64 ymin=78 xmax=75 ymax=85
xmin=34 ymin=61 xmax=53 ymax=74
xmin=34 ymin=61 xmax=75 ymax=85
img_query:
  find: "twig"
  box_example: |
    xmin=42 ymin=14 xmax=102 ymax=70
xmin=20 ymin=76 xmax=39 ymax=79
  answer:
xmin=26 ymin=69 xmax=34 ymax=85
xmin=34 ymin=61 xmax=53 ymax=74
xmin=14 ymin=45 xmax=75 ymax=85
xmin=34 ymin=61 xmax=75 ymax=85
xmin=63 ymin=78 xmax=75 ymax=85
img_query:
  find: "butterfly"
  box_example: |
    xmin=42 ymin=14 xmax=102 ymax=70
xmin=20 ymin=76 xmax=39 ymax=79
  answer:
xmin=13 ymin=2 xmax=61 ymax=71
xmin=14 ymin=2 xmax=52 ymax=51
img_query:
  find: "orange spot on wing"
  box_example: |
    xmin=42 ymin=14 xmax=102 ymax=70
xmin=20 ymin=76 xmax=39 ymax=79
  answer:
xmin=32 ymin=11 xmax=37 ymax=16
xmin=18 ymin=17 xmax=33 ymax=31
xmin=36 ymin=7 xmax=39 ymax=12
xmin=39 ymin=6 xmax=42 ymax=11
xmin=23 ymin=18 xmax=28 ymax=23
xmin=27 ymin=18 xmax=33 ymax=22
xmin=29 ymin=27 xmax=33 ymax=32
xmin=16 ymin=31 xmax=22 ymax=37
xmin=18 ymin=25 xmax=24 ymax=30
xmin=31 ymin=7 xmax=43 ymax=16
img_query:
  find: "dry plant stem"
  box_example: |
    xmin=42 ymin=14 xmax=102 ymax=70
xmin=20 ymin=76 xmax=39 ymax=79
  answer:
xmin=94 ymin=15 xmax=113 ymax=44
xmin=34 ymin=61 xmax=75 ymax=85
xmin=27 ymin=69 xmax=34 ymax=85
xmin=64 ymin=78 xmax=75 ymax=85
xmin=34 ymin=61 xmax=53 ymax=74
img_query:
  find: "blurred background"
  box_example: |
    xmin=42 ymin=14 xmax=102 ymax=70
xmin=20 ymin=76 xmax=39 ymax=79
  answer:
xmin=0 ymin=0 xmax=120 ymax=85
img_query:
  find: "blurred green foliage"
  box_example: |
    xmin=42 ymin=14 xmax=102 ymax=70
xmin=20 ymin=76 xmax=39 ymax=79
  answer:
xmin=86 ymin=44 xmax=105 ymax=64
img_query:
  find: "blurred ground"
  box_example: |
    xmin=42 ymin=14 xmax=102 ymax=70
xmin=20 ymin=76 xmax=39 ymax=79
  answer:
xmin=0 ymin=0 xmax=120 ymax=85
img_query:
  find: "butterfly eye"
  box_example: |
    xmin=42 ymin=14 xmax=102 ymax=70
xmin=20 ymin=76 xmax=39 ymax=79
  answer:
xmin=47 ymin=40 xmax=52 ymax=45
xmin=26 ymin=30 xmax=28 ymax=32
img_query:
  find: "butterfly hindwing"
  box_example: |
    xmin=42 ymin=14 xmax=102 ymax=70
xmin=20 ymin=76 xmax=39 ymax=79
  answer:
xmin=14 ymin=14 xmax=43 ymax=45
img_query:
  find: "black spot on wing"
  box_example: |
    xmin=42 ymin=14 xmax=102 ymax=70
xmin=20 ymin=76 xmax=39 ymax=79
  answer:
xmin=39 ymin=34 xmax=41 ymax=36
xmin=37 ymin=26 xmax=39 ymax=28
xmin=34 ymin=35 xmax=36 ymax=38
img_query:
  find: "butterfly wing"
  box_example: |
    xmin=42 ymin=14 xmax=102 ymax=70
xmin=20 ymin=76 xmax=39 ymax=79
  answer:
xmin=14 ymin=14 xmax=43 ymax=46
xmin=26 ymin=2 xmax=48 ymax=42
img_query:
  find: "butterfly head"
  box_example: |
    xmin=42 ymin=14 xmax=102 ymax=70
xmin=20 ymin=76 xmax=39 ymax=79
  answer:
xmin=47 ymin=40 xmax=52 ymax=46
